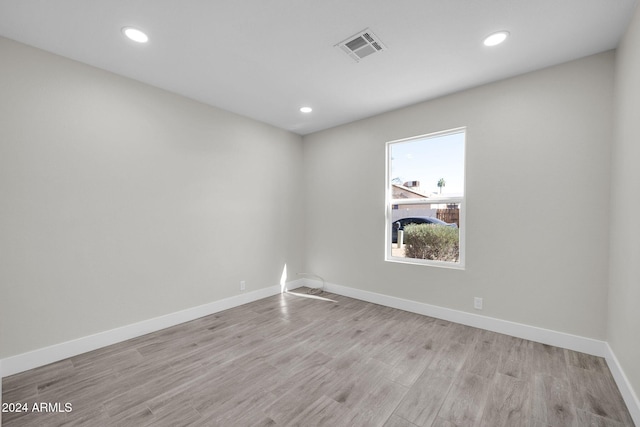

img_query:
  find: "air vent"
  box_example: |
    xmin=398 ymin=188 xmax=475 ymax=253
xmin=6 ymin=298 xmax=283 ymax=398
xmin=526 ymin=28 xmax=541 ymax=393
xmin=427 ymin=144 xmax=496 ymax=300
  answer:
xmin=336 ymin=28 xmax=386 ymax=62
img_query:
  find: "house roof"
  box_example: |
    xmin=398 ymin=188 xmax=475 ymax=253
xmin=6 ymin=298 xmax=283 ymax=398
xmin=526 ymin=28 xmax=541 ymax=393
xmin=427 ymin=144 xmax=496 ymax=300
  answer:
xmin=392 ymin=184 xmax=430 ymax=199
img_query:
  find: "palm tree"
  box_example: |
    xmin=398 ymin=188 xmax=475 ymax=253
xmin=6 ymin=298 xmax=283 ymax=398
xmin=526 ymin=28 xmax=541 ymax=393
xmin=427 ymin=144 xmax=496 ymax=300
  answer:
xmin=437 ymin=178 xmax=446 ymax=194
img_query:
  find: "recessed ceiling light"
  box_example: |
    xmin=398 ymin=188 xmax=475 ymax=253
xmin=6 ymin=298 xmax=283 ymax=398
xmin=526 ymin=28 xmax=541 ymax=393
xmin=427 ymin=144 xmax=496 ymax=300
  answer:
xmin=483 ymin=31 xmax=509 ymax=47
xmin=300 ymin=107 xmax=313 ymax=113
xmin=122 ymin=27 xmax=149 ymax=43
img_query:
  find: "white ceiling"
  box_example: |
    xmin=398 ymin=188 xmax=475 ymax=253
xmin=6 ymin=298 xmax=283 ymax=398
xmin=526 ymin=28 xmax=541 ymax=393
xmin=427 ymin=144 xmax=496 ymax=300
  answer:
xmin=0 ymin=0 xmax=636 ymax=135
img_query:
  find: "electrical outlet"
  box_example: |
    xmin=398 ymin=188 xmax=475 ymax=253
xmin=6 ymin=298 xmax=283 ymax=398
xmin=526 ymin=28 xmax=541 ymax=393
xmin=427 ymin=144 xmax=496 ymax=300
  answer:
xmin=474 ymin=297 xmax=483 ymax=310
xmin=240 ymin=281 xmax=246 ymax=291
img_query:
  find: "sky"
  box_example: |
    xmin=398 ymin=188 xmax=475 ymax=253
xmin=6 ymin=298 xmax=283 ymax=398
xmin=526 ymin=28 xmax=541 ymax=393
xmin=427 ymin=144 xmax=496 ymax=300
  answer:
xmin=390 ymin=130 xmax=465 ymax=197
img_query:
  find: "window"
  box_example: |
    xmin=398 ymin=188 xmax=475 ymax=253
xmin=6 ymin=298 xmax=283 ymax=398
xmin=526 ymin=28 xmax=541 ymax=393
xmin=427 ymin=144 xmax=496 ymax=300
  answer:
xmin=385 ymin=128 xmax=466 ymax=268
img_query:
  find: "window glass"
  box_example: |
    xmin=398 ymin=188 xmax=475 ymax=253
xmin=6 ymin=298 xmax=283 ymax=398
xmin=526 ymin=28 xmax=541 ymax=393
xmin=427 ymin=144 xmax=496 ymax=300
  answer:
xmin=386 ymin=129 xmax=465 ymax=268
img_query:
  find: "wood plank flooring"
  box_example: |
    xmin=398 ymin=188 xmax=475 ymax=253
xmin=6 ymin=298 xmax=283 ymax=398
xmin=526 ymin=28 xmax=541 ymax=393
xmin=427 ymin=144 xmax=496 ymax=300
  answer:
xmin=2 ymin=288 xmax=635 ymax=426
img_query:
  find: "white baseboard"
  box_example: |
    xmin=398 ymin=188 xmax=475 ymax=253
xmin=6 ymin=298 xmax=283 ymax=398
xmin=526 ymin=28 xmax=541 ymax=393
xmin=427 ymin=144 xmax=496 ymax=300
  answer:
xmin=2 ymin=278 xmax=638 ymax=426
xmin=604 ymin=343 xmax=640 ymax=426
xmin=305 ymin=278 xmax=640 ymax=425
xmin=1 ymin=279 xmax=304 ymax=378
xmin=311 ymin=279 xmax=607 ymax=356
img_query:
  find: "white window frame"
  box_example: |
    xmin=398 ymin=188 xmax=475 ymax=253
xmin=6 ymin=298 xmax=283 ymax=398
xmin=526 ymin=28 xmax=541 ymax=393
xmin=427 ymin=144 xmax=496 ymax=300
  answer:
xmin=385 ymin=127 xmax=466 ymax=269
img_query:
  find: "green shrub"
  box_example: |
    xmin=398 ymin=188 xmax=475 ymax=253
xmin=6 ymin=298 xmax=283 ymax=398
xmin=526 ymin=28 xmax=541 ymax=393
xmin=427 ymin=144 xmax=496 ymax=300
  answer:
xmin=403 ymin=224 xmax=459 ymax=262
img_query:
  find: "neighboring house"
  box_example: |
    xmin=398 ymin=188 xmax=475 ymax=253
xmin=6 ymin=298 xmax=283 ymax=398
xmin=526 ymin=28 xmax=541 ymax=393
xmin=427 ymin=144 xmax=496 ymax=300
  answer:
xmin=391 ymin=183 xmax=438 ymax=222
xmin=392 ymin=182 xmax=429 ymax=200
xmin=391 ymin=183 xmax=460 ymax=225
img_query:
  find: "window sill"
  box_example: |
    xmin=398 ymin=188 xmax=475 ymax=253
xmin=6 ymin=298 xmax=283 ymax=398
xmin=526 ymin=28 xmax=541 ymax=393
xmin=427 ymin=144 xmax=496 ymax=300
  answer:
xmin=385 ymin=255 xmax=466 ymax=270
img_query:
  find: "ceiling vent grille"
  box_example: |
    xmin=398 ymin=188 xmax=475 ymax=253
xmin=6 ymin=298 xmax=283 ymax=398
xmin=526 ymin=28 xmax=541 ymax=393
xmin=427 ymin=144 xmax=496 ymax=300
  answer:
xmin=336 ymin=28 xmax=386 ymax=62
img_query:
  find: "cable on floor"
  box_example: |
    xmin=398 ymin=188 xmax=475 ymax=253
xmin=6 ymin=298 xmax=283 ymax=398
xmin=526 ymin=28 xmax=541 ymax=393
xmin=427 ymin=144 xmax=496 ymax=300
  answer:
xmin=296 ymin=272 xmax=325 ymax=295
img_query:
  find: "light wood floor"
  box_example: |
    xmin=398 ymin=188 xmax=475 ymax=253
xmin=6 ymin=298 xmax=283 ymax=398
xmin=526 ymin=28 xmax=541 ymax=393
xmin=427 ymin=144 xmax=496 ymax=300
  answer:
xmin=2 ymin=288 xmax=635 ymax=426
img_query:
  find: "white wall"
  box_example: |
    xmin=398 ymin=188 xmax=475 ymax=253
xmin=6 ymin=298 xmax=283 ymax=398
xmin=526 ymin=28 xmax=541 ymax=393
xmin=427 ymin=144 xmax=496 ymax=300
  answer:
xmin=303 ymin=52 xmax=615 ymax=339
xmin=609 ymin=4 xmax=640 ymax=407
xmin=1 ymin=25 xmax=637 ymax=418
xmin=0 ymin=37 xmax=304 ymax=358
